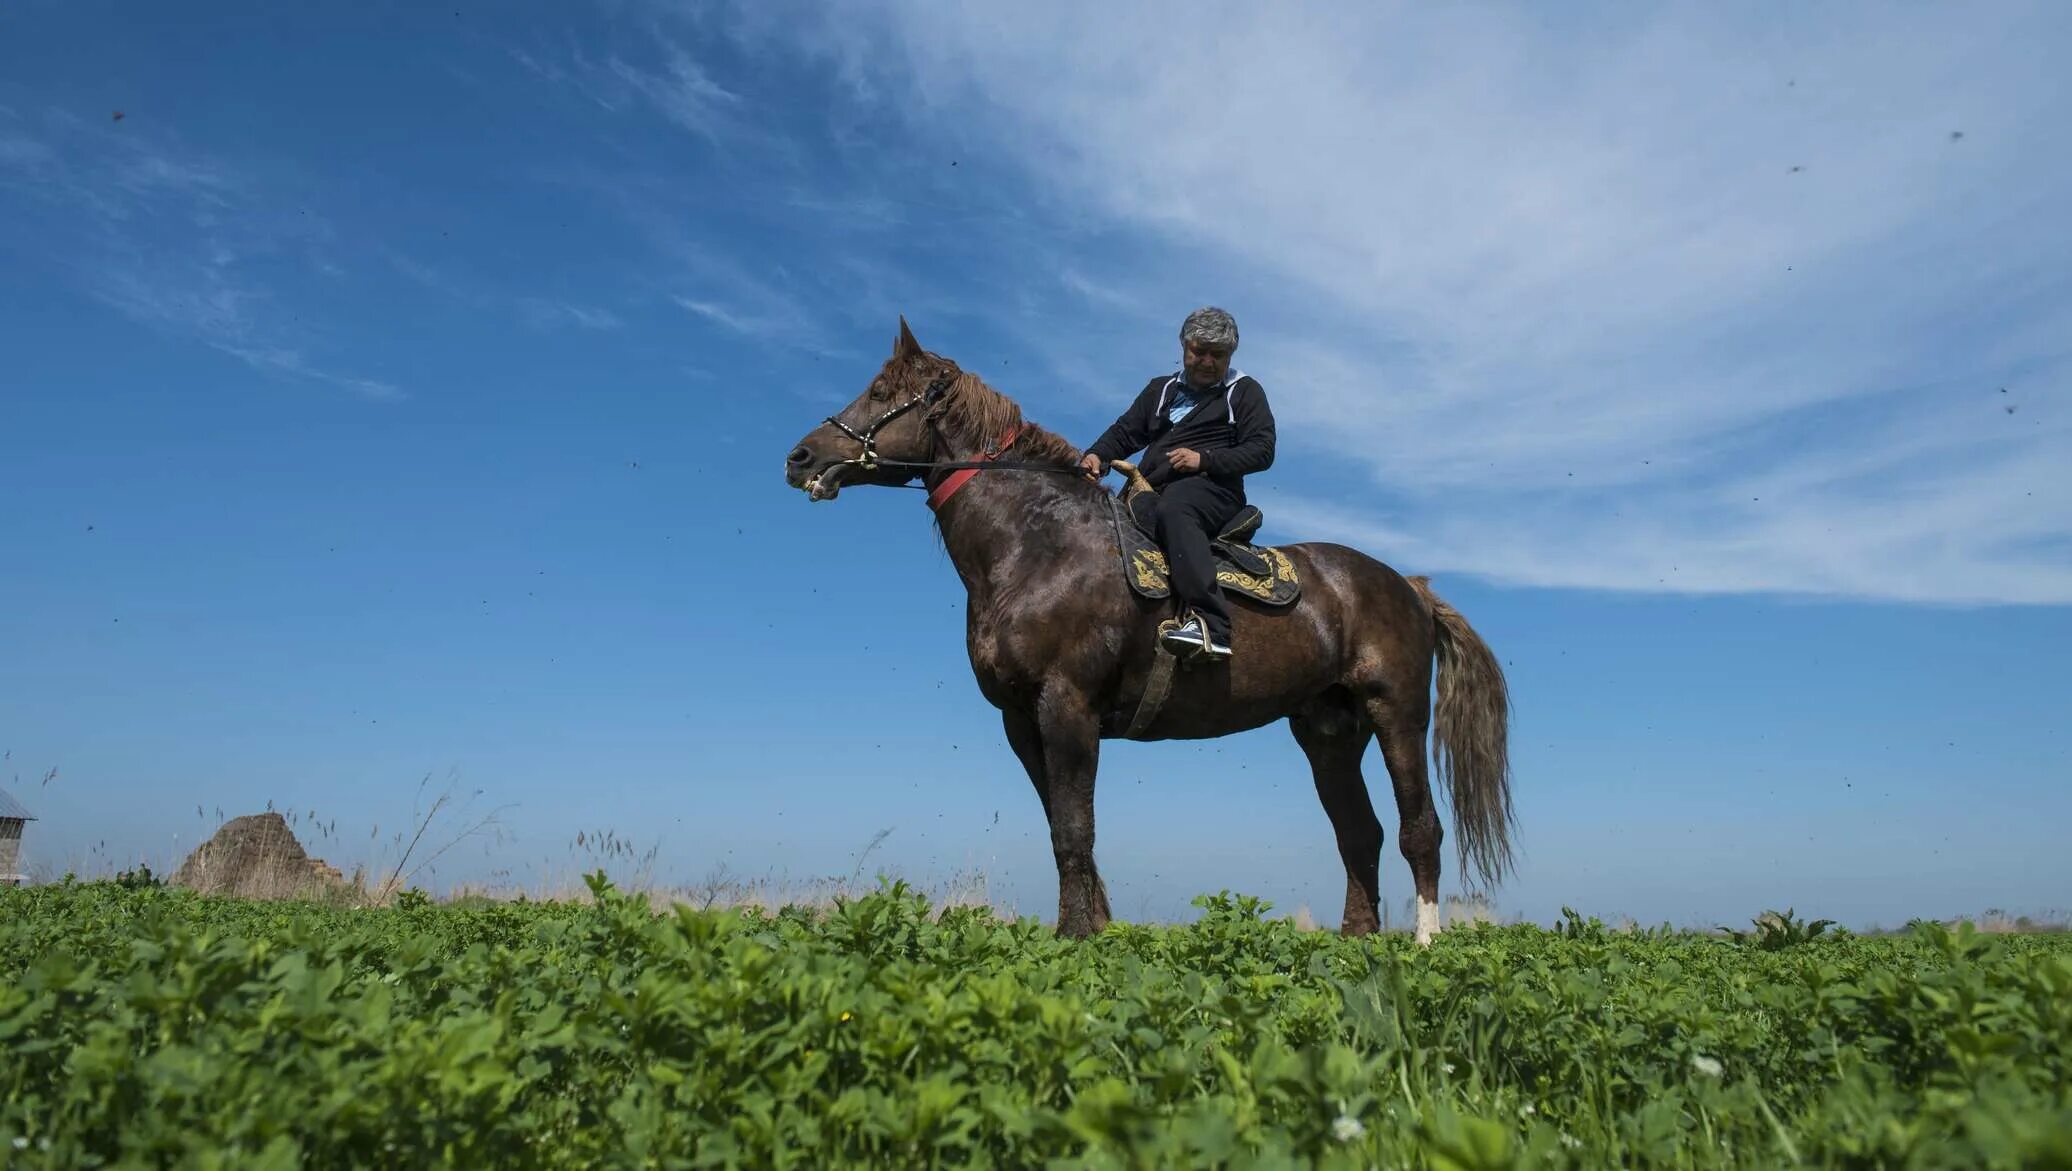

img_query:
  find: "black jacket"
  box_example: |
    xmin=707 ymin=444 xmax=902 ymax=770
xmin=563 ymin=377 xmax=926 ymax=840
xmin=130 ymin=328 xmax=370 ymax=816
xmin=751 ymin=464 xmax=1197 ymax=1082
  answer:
xmin=1085 ymin=372 xmax=1277 ymax=494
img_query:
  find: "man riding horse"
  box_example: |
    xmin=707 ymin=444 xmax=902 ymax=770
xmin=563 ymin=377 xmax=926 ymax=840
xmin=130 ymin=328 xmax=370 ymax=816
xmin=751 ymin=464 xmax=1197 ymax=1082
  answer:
xmin=1079 ymin=307 xmax=1277 ymax=661
xmin=783 ymin=317 xmax=1514 ymax=943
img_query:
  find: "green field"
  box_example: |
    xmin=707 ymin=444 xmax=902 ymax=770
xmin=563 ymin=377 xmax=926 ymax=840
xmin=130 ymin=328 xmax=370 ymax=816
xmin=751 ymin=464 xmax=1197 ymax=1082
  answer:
xmin=3 ymin=879 xmax=2068 ymax=1169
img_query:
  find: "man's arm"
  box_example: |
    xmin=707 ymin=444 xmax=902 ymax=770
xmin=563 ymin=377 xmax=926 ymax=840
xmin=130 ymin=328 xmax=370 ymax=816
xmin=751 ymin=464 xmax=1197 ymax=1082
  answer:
xmin=1198 ymin=378 xmax=1276 ymax=477
xmin=1084 ymin=382 xmax=1159 ymax=464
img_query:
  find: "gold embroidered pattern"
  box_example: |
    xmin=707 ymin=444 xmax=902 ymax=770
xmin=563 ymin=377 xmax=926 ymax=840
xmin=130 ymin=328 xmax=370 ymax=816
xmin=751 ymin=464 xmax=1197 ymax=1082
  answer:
xmin=1133 ymin=545 xmax=1297 ymax=604
xmin=1111 ymin=493 xmax=1301 ymax=607
xmin=1131 ymin=549 xmax=1169 ymax=593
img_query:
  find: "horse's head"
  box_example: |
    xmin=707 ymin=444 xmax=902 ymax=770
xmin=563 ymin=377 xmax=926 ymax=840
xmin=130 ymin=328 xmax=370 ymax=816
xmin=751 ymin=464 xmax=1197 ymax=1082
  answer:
xmin=785 ymin=318 xmax=960 ymax=501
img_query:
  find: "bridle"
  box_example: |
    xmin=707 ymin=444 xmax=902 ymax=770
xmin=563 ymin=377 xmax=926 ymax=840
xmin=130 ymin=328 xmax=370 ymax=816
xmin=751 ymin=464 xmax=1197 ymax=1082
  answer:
xmin=820 ymin=370 xmax=1090 ymax=496
xmin=821 ymin=371 xmax=962 ymax=478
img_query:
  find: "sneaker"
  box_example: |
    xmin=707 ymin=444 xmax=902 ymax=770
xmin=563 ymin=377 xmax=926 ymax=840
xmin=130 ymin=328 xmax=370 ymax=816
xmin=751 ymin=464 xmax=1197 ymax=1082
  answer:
xmin=1160 ymin=618 xmax=1208 ymax=656
xmin=1200 ymin=629 xmax=1233 ymax=659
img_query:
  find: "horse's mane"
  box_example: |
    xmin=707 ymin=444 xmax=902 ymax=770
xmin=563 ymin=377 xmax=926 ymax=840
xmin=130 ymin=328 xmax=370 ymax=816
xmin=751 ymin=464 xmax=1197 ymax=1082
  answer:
xmin=934 ymin=369 xmax=1091 ymax=477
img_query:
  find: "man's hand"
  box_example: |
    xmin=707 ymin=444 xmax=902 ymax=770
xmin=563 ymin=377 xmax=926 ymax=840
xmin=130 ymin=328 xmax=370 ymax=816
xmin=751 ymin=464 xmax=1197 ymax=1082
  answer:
xmin=1168 ymin=448 xmax=1204 ymax=474
xmin=1079 ymin=453 xmax=1107 ymax=480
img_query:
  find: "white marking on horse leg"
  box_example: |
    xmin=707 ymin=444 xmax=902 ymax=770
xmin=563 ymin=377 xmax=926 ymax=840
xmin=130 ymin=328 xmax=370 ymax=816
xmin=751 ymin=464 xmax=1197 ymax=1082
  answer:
xmin=1415 ymin=897 xmax=1441 ymax=946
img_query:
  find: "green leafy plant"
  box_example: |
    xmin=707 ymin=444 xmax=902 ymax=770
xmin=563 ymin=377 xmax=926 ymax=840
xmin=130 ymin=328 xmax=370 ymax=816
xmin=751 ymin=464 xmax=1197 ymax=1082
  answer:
xmin=110 ymin=863 xmax=162 ymax=891
xmin=1721 ymin=906 xmax=1839 ymax=949
xmin=1 ymin=882 xmax=2065 ymax=1169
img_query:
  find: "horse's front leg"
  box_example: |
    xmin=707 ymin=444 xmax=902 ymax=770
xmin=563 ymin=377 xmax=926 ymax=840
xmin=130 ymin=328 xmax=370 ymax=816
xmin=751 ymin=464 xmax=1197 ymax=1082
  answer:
xmin=1010 ymin=694 xmax=1108 ymax=938
xmin=1001 ymin=708 xmax=1052 ymax=820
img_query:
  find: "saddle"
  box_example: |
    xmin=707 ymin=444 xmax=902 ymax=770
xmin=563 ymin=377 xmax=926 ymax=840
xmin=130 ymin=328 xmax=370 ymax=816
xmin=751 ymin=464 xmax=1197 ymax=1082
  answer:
xmin=1107 ymin=461 xmax=1301 ymax=608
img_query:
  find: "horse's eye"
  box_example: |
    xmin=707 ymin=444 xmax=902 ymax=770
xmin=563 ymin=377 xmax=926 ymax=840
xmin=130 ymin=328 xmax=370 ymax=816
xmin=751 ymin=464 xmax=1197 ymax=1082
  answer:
xmin=868 ymin=382 xmax=890 ymax=400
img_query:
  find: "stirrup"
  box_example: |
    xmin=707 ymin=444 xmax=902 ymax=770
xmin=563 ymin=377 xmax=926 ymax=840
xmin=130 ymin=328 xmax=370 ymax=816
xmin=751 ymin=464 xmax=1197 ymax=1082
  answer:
xmin=1158 ymin=617 xmax=1206 ymax=658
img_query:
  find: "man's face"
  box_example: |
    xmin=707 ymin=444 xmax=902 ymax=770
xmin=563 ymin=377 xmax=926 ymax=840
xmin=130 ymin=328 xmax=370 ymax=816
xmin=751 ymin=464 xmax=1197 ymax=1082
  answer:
xmin=1181 ymin=338 xmax=1234 ymax=388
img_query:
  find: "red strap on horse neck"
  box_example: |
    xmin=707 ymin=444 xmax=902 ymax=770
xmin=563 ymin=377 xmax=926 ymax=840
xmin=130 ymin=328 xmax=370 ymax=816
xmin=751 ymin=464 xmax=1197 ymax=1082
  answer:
xmin=926 ymin=424 xmax=1025 ymax=511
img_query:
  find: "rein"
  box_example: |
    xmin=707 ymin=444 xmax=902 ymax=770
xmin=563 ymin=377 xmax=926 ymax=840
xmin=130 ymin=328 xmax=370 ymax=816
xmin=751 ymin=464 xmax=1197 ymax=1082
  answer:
xmin=821 ymin=372 xmax=1095 ymax=504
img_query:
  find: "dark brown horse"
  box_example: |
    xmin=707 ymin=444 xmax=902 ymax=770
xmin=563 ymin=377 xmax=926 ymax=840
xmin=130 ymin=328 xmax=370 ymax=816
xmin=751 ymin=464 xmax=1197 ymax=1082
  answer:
xmin=784 ymin=320 xmax=1515 ymax=942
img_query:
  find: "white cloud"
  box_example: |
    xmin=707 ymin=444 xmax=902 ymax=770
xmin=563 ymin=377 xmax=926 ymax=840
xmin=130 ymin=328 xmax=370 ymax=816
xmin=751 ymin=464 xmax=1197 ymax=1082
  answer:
xmin=509 ymin=44 xmax=627 ymax=112
xmin=88 ymin=265 xmax=401 ymax=402
xmin=384 ymin=250 xmax=626 ymax=333
xmin=382 ymin=249 xmax=480 ymax=303
xmin=607 ymin=41 xmax=741 ymax=140
xmin=0 ymin=108 xmax=399 ymax=401
xmin=672 ymin=295 xmax=759 ymax=335
xmin=1057 ymin=268 xmax=1144 ymax=314
xmin=729 ymin=0 xmax=2072 ymax=604
xmin=220 ymin=345 xmax=404 ymax=401
xmin=510 ymin=30 xmax=750 ymax=144
xmin=0 ymin=130 xmax=53 ymax=171
xmin=641 ymin=221 xmax=847 ymax=356
xmin=669 ymin=290 xmax=841 ymax=361
xmin=520 ymin=299 xmax=624 ymax=331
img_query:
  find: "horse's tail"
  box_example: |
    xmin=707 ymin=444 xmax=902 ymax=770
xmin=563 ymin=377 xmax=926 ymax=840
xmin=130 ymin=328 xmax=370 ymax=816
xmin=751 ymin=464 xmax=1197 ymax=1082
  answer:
xmin=1407 ymin=576 xmax=1516 ymax=889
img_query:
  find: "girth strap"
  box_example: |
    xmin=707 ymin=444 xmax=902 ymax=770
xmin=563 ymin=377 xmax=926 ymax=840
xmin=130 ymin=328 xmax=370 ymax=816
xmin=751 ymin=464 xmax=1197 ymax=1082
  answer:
xmin=1125 ymin=630 xmax=1182 ymax=739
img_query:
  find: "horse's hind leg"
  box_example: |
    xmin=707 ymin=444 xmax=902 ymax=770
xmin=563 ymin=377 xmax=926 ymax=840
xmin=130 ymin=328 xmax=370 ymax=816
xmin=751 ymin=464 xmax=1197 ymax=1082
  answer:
xmin=1289 ymin=698 xmax=1383 ymax=935
xmin=1367 ymin=688 xmax=1444 ymax=945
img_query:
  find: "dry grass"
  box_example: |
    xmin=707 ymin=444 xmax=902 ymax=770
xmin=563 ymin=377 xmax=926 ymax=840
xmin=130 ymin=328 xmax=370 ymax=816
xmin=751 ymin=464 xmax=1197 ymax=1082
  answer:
xmin=1367 ymin=892 xmax=1511 ymax=933
xmin=1913 ymin=908 xmax=2068 ymax=935
xmin=16 ymin=765 xmax=2067 ymax=935
xmin=25 ymin=785 xmax=1010 ymax=919
xmin=1266 ymin=893 xmax=1509 ymax=934
xmin=444 ymin=864 xmax=1004 ymax=920
xmin=23 ymin=772 xmax=511 ymax=910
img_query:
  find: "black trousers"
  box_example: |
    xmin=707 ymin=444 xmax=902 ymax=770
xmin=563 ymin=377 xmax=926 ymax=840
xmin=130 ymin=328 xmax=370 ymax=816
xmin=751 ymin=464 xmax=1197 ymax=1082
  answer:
xmin=1147 ymin=475 xmax=1244 ymax=641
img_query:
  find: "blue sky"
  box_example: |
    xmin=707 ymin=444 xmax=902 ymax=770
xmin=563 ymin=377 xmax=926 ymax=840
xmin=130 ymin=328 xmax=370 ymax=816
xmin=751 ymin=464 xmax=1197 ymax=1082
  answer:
xmin=3 ymin=0 xmax=2067 ymax=928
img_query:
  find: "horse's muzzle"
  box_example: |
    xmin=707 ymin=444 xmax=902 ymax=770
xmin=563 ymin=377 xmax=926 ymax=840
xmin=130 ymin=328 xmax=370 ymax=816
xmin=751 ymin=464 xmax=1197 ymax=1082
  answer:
xmin=785 ymin=445 xmax=847 ymax=501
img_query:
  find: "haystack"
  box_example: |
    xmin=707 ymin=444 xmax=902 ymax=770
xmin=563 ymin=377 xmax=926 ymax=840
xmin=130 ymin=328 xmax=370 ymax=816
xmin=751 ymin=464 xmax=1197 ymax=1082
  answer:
xmin=172 ymin=812 xmax=345 ymax=899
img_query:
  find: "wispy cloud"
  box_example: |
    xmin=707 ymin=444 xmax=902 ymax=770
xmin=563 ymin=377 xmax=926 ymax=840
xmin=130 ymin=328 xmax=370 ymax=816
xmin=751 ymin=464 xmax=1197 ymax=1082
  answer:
xmin=0 ymin=130 xmax=53 ymax=171
xmin=221 ymin=346 xmax=403 ymax=401
xmin=607 ymin=42 xmax=741 ymax=141
xmin=383 ymin=249 xmax=624 ymax=333
xmin=565 ymin=170 xmax=847 ymax=356
xmin=672 ymin=296 xmax=759 ymax=335
xmin=520 ymin=298 xmax=623 ymax=331
xmin=508 ymin=31 xmax=748 ymax=144
xmin=667 ymin=285 xmax=847 ymax=363
xmin=511 ymin=18 xmax=1096 ymax=379
xmin=87 ymin=263 xmax=401 ymax=401
xmin=0 ymin=108 xmax=397 ymax=400
xmin=1057 ymin=268 xmax=1143 ymax=313
xmin=508 ymin=44 xmax=627 ymax=113
xmin=730 ymin=0 xmax=2072 ymax=605
xmin=382 ymin=249 xmax=479 ymax=304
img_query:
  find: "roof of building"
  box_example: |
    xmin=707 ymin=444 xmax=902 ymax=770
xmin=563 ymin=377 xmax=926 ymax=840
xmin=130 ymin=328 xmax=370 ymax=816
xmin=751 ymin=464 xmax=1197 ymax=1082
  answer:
xmin=0 ymin=788 xmax=35 ymax=821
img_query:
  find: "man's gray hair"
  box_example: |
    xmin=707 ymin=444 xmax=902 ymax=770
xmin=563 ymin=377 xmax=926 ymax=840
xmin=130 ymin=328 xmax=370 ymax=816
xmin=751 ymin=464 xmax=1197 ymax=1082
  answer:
xmin=1180 ymin=306 xmax=1239 ymax=351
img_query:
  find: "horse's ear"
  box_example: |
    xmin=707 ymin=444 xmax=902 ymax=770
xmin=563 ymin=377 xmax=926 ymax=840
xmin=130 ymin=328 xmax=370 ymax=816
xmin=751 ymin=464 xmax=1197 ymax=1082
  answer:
xmin=895 ymin=315 xmax=922 ymax=359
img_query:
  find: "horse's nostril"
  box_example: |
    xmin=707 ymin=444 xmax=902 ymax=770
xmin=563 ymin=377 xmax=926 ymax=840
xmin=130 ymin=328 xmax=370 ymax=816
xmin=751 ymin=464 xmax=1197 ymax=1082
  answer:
xmin=787 ymin=445 xmax=813 ymax=466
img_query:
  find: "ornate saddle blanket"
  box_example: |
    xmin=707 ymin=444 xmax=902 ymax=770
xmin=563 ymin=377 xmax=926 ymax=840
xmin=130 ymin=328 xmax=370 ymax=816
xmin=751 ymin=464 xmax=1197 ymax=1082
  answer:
xmin=1109 ymin=492 xmax=1301 ymax=607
